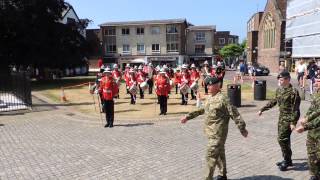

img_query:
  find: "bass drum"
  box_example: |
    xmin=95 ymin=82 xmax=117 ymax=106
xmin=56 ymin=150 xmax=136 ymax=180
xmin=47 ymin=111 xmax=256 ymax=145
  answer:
xmin=180 ymin=83 xmax=190 ymax=95
xmin=139 ymin=81 xmax=149 ymax=91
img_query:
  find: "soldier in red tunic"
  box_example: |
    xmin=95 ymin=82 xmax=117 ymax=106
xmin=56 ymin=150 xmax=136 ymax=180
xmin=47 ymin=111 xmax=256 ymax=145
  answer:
xmin=124 ymin=64 xmax=131 ymax=94
xmin=128 ymin=68 xmax=137 ymax=104
xmin=99 ymin=67 xmax=119 ymax=128
xmin=190 ymin=64 xmax=200 ymax=100
xmin=155 ymin=69 xmax=171 ymax=115
xmin=181 ymin=64 xmax=191 ymax=105
xmin=137 ymin=65 xmax=146 ymax=99
xmin=174 ymin=67 xmax=182 ymax=94
xmin=112 ymin=64 xmax=122 ymax=99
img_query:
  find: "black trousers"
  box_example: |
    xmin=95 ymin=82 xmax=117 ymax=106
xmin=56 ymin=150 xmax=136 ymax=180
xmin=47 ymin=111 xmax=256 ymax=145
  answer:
xmin=139 ymin=86 xmax=144 ymax=98
xmin=175 ymin=84 xmax=179 ymax=94
xmin=159 ymin=95 xmax=167 ymax=114
xmin=204 ymin=84 xmax=208 ymax=94
xmin=130 ymin=93 xmax=136 ymax=104
xmin=191 ymin=90 xmax=196 ymax=99
xmin=181 ymin=93 xmax=188 ymax=104
xmin=147 ymin=79 xmax=153 ymax=94
xmin=103 ymin=100 xmax=114 ymax=126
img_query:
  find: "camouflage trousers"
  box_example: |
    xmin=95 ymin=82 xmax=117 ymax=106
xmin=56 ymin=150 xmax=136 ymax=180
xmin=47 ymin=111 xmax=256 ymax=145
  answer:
xmin=205 ymin=138 xmax=227 ymax=180
xmin=307 ymin=135 xmax=320 ymax=177
xmin=278 ymin=120 xmax=292 ymax=161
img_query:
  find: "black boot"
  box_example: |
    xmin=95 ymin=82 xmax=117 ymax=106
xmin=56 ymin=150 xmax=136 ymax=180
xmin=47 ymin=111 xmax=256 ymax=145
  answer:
xmin=104 ymin=123 xmax=109 ymax=128
xmin=216 ymin=175 xmax=227 ymax=180
xmin=276 ymin=160 xmax=292 ymax=166
xmin=309 ymin=176 xmax=319 ymax=180
xmin=278 ymin=160 xmax=292 ymax=171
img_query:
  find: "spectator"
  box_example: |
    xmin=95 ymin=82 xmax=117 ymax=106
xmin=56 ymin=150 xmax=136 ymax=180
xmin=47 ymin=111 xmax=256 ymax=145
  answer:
xmin=307 ymin=60 xmax=318 ymax=94
xmin=295 ymin=59 xmax=307 ymax=88
xmin=279 ymin=61 xmax=286 ymax=73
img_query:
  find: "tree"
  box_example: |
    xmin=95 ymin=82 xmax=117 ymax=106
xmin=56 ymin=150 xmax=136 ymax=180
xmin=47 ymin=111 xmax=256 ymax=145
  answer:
xmin=0 ymin=0 xmax=89 ymax=70
xmin=219 ymin=44 xmax=244 ymax=59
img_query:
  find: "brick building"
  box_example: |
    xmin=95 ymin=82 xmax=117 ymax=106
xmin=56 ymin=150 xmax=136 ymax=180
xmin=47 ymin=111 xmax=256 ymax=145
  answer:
xmin=247 ymin=0 xmax=288 ymax=73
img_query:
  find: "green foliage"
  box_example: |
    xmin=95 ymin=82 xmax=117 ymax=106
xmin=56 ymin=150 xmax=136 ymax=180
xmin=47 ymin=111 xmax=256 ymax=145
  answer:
xmin=0 ymin=0 xmax=90 ymax=69
xmin=219 ymin=44 xmax=244 ymax=59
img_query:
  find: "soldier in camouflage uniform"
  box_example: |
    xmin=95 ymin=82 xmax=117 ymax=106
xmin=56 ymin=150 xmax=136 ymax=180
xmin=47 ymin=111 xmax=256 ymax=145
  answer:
xmin=258 ymin=71 xmax=301 ymax=171
xmin=181 ymin=76 xmax=248 ymax=180
xmin=296 ymin=80 xmax=320 ymax=180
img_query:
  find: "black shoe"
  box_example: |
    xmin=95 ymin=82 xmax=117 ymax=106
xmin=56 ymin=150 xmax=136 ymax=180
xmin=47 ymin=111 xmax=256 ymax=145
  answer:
xmin=181 ymin=102 xmax=184 ymax=105
xmin=159 ymin=112 xmax=163 ymax=115
xmin=216 ymin=175 xmax=227 ymax=180
xmin=109 ymin=124 xmax=113 ymax=128
xmin=276 ymin=160 xmax=292 ymax=166
xmin=104 ymin=124 xmax=109 ymax=128
xmin=278 ymin=161 xmax=292 ymax=171
xmin=163 ymin=112 xmax=166 ymax=115
xmin=309 ymin=176 xmax=319 ymax=180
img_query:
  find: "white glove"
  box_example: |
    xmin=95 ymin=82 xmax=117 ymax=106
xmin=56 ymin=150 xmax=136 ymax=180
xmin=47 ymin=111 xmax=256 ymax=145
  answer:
xmin=94 ymin=89 xmax=99 ymax=94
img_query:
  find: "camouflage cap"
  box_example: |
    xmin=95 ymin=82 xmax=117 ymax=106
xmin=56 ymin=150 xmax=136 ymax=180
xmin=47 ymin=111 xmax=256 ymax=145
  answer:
xmin=277 ymin=71 xmax=291 ymax=79
xmin=205 ymin=76 xmax=220 ymax=85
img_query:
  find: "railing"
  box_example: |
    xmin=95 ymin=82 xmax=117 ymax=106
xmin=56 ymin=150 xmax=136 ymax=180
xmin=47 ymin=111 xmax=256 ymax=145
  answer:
xmin=0 ymin=71 xmax=32 ymax=112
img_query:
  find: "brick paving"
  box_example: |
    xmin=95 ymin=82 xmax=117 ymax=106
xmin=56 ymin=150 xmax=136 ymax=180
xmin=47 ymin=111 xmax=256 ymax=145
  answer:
xmin=0 ymin=71 xmax=312 ymax=180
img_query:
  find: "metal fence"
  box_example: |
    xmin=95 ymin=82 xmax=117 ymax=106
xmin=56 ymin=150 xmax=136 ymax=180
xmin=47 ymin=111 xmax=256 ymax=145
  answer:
xmin=0 ymin=71 xmax=32 ymax=112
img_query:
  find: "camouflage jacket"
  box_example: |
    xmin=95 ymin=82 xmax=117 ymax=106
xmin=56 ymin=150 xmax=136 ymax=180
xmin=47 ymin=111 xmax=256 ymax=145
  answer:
xmin=186 ymin=91 xmax=246 ymax=139
xmin=260 ymin=84 xmax=300 ymax=125
xmin=304 ymin=92 xmax=320 ymax=139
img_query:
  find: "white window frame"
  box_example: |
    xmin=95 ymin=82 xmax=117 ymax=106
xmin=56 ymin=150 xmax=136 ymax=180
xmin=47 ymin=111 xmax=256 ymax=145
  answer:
xmin=122 ymin=44 xmax=130 ymax=54
xmin=195 ymin=44 xmax=205 ymax=54
xmin=151 ymin=26 xmax=160 ymax=35
xmin=106 ymin=44 xmax=117 ymax=53
xmin=228 ymin=38 xmax=233 ymax=44
xmin=152 ymin=44 xmax=160 ymax=53
xmin=104 ymin=28 xmax=116 ymax=36
xmin=167 ymin=43 xmax=179 ymax=53
xmin=137 ymin=44 xmax=145 ymax=53
xmin=219 ymin=38 xmax=225 ymax=45
xmin=195 ymin=32 xmax=205 ymax=41
xmin=166 ymin=25 xmax=178 ymax=34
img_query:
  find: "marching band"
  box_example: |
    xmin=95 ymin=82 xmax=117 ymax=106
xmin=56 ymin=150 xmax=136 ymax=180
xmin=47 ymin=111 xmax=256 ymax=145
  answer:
xmin=93 ymin=61 xmax=226 ymax=126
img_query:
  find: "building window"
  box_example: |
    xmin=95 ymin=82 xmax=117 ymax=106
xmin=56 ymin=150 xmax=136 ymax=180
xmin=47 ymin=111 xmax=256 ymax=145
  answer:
xmin=137 ymin=44 xmax=145 ymax=53
xmin=152 ymin=44 xmax=160 ymax=53
xmin=195 ymin=45 xmax=205 ymax=54
xmin=228 ymin=38 xmax=233 ymax=44
xmin=166 ymin=25 xmax=178 ymax=34
xmin=195 ymin=32 xmax=205 ymax=41
xmin=219 ymin=38 xmax=225 ymax=45
xmin=263 ymin=13 xmax=276 ymax=49
xmin=106 ymin=44 xmax=117 ymax=53
xmin=136 ymin=27 xmax=144 ymax=35
xmin=67 ymin=17 xmax=76 ymax=25
xmin=104 ymin=28 xmax=116 ymax=36
xmin=122 ymin=44 xmax=130 ymax=54
xmin=122 ymin=28 xmax=130 ymax=35
xmin=167 ymin=43 xmax=179 ymax=52
xmin=151 ymin=26 xmax=160 ymax=34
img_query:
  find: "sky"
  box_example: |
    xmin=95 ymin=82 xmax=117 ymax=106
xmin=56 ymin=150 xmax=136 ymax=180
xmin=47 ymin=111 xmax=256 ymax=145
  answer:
xmin=66 ymin=0 xmax=268 ymax=41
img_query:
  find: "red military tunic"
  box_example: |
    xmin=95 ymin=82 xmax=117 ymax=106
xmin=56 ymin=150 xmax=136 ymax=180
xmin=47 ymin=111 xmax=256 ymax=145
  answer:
xmin=190 ymin=70 xmax=200 ymax=85
xmin=136 ymin=71 xmax=146 ymax=84
xmin=99 ymin=76 xmax=118 ymax=100
xmin=112 ymin=70 xmax=122 ymax=85
xmin=174 ymin=72 xmax=182 ymax=85
xmin=156 ymin=76 xmax=170 ymax=96
xmin=181 ymin=71 xmax=191 ymax=86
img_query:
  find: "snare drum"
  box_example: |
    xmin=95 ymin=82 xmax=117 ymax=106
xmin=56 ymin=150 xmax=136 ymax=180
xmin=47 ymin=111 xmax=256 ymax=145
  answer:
xmin=180 ymin=83 xmax=190 ymax=95
xmin=190 ymin=82 xmax=199 ymax=91
xmin=129 ymin=84 xmax=138 ymax=95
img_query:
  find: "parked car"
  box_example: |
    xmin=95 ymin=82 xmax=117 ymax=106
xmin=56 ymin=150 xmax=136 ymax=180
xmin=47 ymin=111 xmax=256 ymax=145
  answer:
xmin=253 ymin=64 xmax=270 ymax=76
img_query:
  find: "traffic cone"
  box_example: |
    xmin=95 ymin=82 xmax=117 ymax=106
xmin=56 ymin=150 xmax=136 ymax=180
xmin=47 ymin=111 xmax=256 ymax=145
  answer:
xmin=61 ymin=87 xmax=67 ymax=102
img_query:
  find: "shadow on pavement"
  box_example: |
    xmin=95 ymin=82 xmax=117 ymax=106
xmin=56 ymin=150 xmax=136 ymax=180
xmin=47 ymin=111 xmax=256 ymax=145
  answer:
xmin=115 ymin=109 xmax=140 ymax=113
xmin=229 ymin=175 xmax=293 ymax=180
xmin=32 ymin=102 xmax=93 ymax=107
xmin=166 ymin=111 xmax=189 ymax=115
xmin=115 ymin=123 xmax=154 ymax=127
xmin=290 ymin=161 xmax=309 ymax=171
xmin=0 ymin=124 xmax=4 ymax=127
